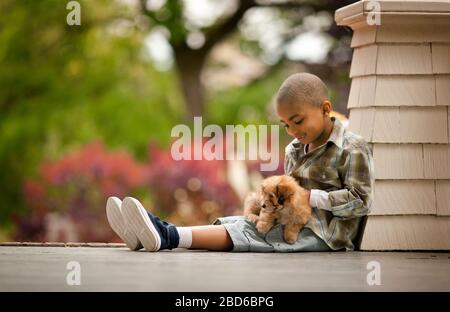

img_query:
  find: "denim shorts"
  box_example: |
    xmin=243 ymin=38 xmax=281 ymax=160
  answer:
xmin=213 ymin=216 xmax=331 ymax=252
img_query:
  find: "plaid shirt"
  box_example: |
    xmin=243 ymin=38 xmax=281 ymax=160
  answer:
xmin=284 ymin=117 xmax=374 ymax=251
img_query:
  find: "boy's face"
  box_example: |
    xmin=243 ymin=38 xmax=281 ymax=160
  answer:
xmin=276 ymin=100 xmax=330 ymax=145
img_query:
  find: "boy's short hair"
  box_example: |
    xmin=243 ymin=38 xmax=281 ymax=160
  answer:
xmin=276 ymin=73 xmax=329 ymax=107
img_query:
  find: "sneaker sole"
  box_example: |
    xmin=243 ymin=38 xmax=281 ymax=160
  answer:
xmin=122 ymin=197 xmax=161 ymax=252
xmin=106 ymin=197 xmax=142 ymax=251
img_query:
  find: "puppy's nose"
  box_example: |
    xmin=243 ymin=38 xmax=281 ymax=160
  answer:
xmin=278 ymin=195 xmax=285 ymax=205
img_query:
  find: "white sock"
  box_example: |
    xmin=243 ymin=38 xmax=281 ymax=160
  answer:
xmin=176 ymin=227 xmax=192 ymax=248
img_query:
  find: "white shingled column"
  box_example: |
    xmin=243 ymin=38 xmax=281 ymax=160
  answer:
xmin=335 ymin=0 xmax=450 ymax=250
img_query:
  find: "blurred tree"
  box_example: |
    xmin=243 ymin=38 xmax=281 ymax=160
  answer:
xmin=139 ymin=0 xmax=357 ymax=118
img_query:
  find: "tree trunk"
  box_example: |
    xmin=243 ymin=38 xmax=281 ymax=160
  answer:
xmin=174 ymin=49 xmax=207 ymax=119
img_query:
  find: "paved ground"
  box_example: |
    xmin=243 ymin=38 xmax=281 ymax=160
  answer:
xmin=0 ymin=246 xmax=449 ymax=291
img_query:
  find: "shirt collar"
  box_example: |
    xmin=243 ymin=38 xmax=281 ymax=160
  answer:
xmin=286 ymin=117 xmax=345 ymax=156
xmin=327 ymin=117 xmax=345 ymax=149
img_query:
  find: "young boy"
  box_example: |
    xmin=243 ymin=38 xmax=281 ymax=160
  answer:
xmin=106 ymin=73 xmax=374 ymax=252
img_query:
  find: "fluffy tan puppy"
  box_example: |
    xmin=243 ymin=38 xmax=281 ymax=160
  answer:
xmin=244 ymin=175 xmax=311 ymax=244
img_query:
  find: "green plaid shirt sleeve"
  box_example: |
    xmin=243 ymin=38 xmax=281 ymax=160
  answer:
xmin=328 ymin=147 xmax=374 ymax=219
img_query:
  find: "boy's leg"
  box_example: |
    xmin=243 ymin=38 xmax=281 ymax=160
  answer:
xmin=189 ymin=225 xmax=233 ymax=251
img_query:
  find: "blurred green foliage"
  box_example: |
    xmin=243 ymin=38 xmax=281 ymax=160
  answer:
xmin=0 ymin=0 xmax=185 ymax=224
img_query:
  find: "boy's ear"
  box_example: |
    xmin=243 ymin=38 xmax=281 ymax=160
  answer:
xmin=321 ymin=100 xmax=332 ymax=116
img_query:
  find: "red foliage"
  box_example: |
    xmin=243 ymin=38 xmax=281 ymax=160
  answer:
xmin=16 ymin=142 xmax=147 ymax=242
xmin=15 ymin=139 xmax=246 ymax=241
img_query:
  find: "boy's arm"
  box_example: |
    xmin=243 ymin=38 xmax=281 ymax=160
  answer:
xmin=310 ymin=147 xmax=374 ymax=219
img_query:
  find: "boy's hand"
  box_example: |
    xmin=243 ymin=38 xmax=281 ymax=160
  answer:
xmin=305 ymin=189 xmax=311 ymax=201
xmin=299 ymin=188 xmax=311 ymax=202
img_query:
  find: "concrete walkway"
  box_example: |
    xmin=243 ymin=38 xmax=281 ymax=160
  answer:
xmin=0 ymin=246 xmax=449 ymax=291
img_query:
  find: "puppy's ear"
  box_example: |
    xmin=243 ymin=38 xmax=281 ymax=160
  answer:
xmin=261 ymin=178 xmax=269 ymax=190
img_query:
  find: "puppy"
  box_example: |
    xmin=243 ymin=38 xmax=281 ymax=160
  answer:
xmin=243 ymin=175 xmax=311 ymax=244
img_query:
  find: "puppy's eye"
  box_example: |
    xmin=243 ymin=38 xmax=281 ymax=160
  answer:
xmin=262 ymin=204 xmax=266 ymax=208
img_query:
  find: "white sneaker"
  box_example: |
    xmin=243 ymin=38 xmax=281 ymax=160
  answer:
xmin=106 ymin=196 xmax=143 ymax=251
xmin=121 ymin=197 xmax=162 ymax=252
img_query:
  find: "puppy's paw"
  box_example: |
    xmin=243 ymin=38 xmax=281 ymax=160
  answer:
xmin=284 ymin=231 xmax=299 ymax=244
xmin=256 ymin=221 xmax=272 ymax=234
xmin=246 ymin=214 xmax=259 ymax=224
